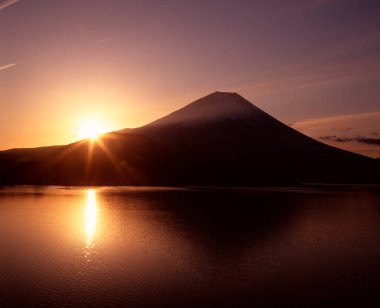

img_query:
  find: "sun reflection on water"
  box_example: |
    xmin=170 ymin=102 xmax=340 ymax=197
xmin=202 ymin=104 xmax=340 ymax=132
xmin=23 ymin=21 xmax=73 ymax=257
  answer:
xmin=85 ymin=189 xmax=97 ymax=259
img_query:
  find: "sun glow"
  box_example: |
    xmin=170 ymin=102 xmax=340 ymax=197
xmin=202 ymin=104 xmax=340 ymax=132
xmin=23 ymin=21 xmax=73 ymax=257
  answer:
xmin=77 ymin=117 xmax=110 ymax=140
xmin=85 ymin=189 xmax=97 ymax=255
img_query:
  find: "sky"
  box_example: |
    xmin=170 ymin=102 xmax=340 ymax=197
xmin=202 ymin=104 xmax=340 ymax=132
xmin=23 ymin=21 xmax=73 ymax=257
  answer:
xmin=0 ymin=0 xmax=379 ymax=157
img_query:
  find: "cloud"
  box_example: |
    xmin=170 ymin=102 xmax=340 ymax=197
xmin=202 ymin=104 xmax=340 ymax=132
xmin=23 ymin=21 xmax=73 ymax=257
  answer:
xmin=292 ymin=112 xmax=380 ymax=133
xmin=320 ymin=135 xmax=353 ymax=143
xmin=0 ymin=63 xmax=17 ymax=71
xmin=356 ymin=137 xmax=380 ymax=146
xmin=0 ymin=37 xmax=111 ymax=74
xmin=0 ymin=0 xmax=19 ymax=12
xmin=320 ymin=135 xmax=380 ymax=146
xmin=291 ymin=112 xmax=380 ymax=158
xmin=229 ymin=53 xmax=380 ymax=102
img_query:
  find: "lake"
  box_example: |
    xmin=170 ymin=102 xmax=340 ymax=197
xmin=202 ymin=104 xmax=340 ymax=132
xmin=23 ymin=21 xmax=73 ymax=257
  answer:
xmin=1 ymin=186 xmax=380 ymax=307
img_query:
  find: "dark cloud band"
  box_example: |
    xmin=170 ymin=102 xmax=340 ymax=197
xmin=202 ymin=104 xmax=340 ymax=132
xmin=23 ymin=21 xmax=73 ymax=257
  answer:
xmin=320 ymin=135 xmax=380 ymax=146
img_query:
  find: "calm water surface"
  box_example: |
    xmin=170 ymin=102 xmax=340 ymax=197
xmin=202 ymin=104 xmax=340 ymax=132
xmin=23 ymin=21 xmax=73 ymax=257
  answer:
xmin=1 ymin=186 xmax=380 ymax=307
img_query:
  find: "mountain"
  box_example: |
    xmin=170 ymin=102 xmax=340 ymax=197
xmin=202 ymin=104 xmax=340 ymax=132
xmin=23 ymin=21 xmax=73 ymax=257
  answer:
xmin=0 ymin=92 xmax=377 ymax=186
xmin=0 ymin=133 xmax=180 ymax=185
xmin=121 ymin=92 xmax=375 ymax=185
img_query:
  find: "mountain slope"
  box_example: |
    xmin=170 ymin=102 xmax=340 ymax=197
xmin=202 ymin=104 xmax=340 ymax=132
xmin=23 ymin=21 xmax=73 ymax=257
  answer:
xmin=144 ymin=91 xmax=269 ymax=127
xmin=122 ymin=92 xmax=351 ymax=155
xmin=0 ymin=92 xmax=377 ymax=185
xmin=0 ymin=133 xmax=181 ymax=185
xmin=119 ymin=92 xmax=374 ymax=184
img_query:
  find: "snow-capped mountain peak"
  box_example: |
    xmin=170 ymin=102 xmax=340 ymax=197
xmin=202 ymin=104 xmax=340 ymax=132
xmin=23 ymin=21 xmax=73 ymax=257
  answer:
xmin=146 ymin=91 xmax=266 ymax=127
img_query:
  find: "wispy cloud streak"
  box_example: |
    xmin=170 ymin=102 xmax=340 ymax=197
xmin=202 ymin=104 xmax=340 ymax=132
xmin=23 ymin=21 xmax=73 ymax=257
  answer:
xmin=0 ymin=36 xmax=111 ymax=74
xmin=292 ymin=112 xmax=380 ymax=157
xmin=0 ymin=0 xmax=19 ymax=12
xmin=321 ymin=135 xmax=380 ymax=146
xmin=0 ymin=63 xmax=17 ymax=71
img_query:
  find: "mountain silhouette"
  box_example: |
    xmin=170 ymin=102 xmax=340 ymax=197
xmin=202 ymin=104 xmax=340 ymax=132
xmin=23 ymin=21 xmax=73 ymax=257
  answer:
xmin=0 ymin=92 xmax=377 ymax=185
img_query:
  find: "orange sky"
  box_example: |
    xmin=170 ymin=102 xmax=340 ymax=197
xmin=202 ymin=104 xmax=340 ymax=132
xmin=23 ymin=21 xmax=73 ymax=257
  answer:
xmin=0 ymin=0 xmax=379 ymax=157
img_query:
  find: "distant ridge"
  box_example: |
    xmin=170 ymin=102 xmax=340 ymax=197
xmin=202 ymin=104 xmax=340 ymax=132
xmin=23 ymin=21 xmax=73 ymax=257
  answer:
xmin=0 ymin=92 xmax=378 ymax=186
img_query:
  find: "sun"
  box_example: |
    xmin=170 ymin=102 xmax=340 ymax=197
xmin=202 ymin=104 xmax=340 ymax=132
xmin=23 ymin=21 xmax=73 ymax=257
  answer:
xmin=77 ymin=117 xmax=110 ymax=140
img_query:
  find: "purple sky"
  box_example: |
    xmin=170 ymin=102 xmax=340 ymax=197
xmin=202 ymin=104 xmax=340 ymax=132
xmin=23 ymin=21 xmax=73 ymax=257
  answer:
xmin=0 ymin=0 xmax=379 ymax=156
